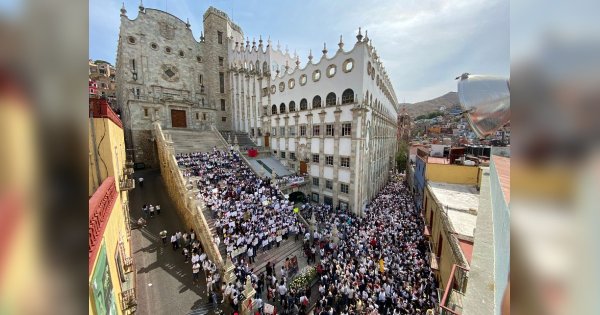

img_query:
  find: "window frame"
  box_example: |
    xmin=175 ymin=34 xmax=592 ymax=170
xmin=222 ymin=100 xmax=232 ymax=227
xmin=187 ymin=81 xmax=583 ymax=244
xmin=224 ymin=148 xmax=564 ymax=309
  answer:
xmin=312 ymin=154 xmax=320 ymax=163
xmin=325 ymin=155 xmax=334 ymax=166
xmin=340 ymin=157 xmax=350 ymax=168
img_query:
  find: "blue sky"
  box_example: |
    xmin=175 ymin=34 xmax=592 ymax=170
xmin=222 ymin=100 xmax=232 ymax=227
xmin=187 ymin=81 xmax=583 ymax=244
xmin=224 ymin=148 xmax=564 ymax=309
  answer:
xmin=89 ymin=0 xmax=509 ymax=103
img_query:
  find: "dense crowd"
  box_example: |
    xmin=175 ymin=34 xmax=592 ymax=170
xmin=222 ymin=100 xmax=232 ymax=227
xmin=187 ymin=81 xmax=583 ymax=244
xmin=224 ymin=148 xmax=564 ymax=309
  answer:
xmin=176 ymin=148 xmax=436 ymax=314
xmin=310 ymin=175 xmax=438 ymax=314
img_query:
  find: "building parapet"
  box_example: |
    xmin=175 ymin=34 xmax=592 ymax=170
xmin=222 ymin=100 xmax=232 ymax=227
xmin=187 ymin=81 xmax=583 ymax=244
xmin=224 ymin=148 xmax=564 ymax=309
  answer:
xmin=88 ymin=176 xmax=118 ymax=273
xmin=90 ymin=98 xmax=123 ymax=129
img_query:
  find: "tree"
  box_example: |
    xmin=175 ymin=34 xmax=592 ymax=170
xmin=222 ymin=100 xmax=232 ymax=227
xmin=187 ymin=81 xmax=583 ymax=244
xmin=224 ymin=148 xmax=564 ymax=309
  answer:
xmin=396 ymin=141 xmax=409 ymax=173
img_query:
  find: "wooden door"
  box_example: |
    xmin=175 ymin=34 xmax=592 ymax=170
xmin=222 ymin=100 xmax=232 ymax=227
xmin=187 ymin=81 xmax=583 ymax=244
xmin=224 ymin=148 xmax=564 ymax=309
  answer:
xmin=171 ymin=109 xmax=187 ymax=128
xmin=264 ymin=133 xmax=270 ymax=147
xmin=299 ymin=161 xmax=307 ymax=175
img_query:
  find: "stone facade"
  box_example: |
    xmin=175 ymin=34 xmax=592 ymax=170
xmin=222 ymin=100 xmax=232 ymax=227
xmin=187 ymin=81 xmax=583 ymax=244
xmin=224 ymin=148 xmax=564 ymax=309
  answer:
xmin=229 ymin=29 xmax=400 ymax=215
xmin=116 ymin=5 xmax=242 ymax=167
xmin=116 ymin=5 xmax=400 ymax=215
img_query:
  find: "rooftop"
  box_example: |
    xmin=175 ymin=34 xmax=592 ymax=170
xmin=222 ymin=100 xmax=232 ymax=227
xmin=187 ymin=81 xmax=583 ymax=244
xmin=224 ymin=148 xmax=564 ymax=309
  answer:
xmin=428 ymin=181 xmax=479 ymax=238
xmin=428 ymin=157 xmax=450 ymax=164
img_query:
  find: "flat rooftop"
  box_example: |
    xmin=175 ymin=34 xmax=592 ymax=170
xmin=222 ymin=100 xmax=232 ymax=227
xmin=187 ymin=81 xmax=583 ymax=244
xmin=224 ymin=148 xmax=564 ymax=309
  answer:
xmin=428 ymin=182 xmax=479 ymax=238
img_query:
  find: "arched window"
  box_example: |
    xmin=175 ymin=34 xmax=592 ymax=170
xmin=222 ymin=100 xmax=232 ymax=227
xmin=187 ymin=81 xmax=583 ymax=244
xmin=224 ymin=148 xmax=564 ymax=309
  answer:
xmin=280 ymin=103 xmax=286 ymax=113
xmin=272 ymin=104 xmax=277 ymax=115
xmin=342 ymin=89 xmax=354 ymax=104
xmin=300 ymin=98 xmax=308 ymax=110
xmin=256 ymin=61 xmax=260 ymax=73
xmin=313 ymin=95 xmax=322 ymax=108
xmin=326 ymin=92 xmax=336 ymax=106
xmin=263 ymin=61 xmax=268 ymax=73
xmin=289 ymin=101 xmax=296 ymax=112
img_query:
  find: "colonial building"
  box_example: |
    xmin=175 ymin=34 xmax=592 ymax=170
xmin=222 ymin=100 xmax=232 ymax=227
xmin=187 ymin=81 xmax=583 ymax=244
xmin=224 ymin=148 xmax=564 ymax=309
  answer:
xmin=116 ymin=4 xmax=400 ymax=214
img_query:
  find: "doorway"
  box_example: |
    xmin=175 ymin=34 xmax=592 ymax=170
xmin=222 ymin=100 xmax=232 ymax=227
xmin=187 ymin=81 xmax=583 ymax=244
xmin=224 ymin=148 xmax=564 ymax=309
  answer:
xmin=171 ymin=109 xmax=187 ymax=128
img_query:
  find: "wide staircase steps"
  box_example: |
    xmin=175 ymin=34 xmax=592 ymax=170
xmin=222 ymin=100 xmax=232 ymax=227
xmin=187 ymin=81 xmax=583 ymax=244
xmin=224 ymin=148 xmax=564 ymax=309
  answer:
xmin=250 ymin=238 xmax=305 ymax=275
xmin=164 ymin=128 xmax=226 ymax=154
xmin=219 ymin=130 xmax=257 ymax=148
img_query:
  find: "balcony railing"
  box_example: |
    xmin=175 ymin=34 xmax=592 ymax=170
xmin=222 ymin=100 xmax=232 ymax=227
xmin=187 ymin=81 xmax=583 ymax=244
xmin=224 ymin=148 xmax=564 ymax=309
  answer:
xmin=119 ymin=178 xmax=135 ymax=191
xmin=440 ymin=264 xmax=469 ymax=315
xmin=120 ymin=288 xmax=137 ymax=312
xmin=123 ymin=167 xmax=134 ymax=176
xmin=89 ymin=177 xmax=118 ymax=273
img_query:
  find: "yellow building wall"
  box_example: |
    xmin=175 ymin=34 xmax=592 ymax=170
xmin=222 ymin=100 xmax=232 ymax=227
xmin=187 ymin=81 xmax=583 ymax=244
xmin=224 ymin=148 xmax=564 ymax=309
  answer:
xmin=89 ymin=114 xmax=132 ymax=315
xmin=425 ymin=163 xmax=480 ymax=186
xmin=89 ymin=191 xmax=131 ymax=315
xmin=88 ymin=117 xmax=127 ymax=196
xmin=424 ymin=187 xmax=463 ymax=290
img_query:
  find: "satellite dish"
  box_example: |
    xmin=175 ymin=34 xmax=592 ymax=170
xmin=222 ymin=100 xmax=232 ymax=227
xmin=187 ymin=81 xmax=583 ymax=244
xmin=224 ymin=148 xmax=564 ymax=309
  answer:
xmin=457 ymin=74 xmax=510 ymax=138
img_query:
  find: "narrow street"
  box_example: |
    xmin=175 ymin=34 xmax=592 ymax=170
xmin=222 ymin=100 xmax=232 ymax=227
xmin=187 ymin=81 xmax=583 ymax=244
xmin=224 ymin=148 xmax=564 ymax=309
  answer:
xmin=130 ymin=169 xmax=215 ymax=315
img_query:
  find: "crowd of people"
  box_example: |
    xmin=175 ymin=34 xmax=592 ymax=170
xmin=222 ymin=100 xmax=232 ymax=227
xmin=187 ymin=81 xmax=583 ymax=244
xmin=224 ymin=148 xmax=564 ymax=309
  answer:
xmin=175 ymin=148 xmax=437 ymax=314
xmin=274 ymin=175 xmax=306 ymax=186
xmin=309 ymin=174 xmax=438 ymax=314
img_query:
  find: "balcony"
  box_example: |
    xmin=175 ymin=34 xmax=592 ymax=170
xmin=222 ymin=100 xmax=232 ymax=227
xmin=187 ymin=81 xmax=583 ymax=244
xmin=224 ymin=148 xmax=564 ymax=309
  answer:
xmin=120 ymin=287 xmax=137 ymax=313
xmin=123 ymin=167 xmax=134 ymax=176
xmin=440 ymin=264 xmax=469 ymax=315
xmin=119 ymin=178 xmax=135 ymax=191
xmin=89 ymin=177 xmax=118 ymax=273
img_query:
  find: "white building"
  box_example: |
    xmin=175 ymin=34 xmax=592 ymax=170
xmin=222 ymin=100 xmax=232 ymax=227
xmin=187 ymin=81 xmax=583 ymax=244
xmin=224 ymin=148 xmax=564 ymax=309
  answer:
xmin=116 ymin=5 xmax=400 ymax=214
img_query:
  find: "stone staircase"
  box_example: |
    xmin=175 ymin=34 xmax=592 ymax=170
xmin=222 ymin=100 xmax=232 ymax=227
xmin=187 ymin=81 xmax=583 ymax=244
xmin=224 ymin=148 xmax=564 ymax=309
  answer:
xmin=219 ymin=130 xmax=257 ymax=148
xmin=163 ymin=128 xmax=227 ymax=154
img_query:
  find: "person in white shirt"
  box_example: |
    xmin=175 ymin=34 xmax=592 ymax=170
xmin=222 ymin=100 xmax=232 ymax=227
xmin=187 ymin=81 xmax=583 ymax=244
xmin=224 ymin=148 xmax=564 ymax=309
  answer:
xmin=138 ymin=177 xmax=144 ymax=187
xmin=155 ymin=204 xmax=161 ymax=215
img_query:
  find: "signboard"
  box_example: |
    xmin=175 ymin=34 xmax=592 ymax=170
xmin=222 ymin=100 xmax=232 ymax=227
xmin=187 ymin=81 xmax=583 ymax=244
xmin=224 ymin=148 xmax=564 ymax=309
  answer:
xmin=91 ymin=243 xmax=117 ymax=315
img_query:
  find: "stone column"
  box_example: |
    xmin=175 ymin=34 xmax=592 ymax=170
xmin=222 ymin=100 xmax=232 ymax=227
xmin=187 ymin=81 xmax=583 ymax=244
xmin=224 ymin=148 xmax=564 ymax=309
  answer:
xmin=284 ymin=114 xmax=290 ymax=161
xmin=318 ymin=110 xmax=326 ymax=201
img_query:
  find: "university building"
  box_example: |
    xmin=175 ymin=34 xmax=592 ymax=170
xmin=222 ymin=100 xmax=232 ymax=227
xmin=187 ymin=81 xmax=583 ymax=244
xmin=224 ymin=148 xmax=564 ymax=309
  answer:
xmin=116 ymin=4 xmax=400 ymax=214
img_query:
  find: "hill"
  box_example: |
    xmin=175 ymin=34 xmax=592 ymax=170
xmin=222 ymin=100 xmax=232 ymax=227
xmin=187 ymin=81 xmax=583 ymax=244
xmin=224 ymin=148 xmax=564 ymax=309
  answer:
xmin=400 ymin=92 xmax=460 ymax=118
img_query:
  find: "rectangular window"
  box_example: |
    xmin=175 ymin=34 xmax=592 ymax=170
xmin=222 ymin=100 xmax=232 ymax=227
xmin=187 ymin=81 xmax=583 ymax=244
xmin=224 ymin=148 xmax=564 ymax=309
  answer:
xmin=196 ymin=113 xmax=199 ymax=120
xmin=325 ymin=180 xmax=333 ymax=190
xmin=143 ymin=108 xmax=148 ymax=117
xmin=289 ymin=126 xmax=296 ymax=136
xmin=340 ymin=157 xmax=350 ymax=168
xmin=220 ymin=99 xmax=226 ymax=111
xmin=326 ymin=156 xmax=334 ymax=166
xmin=280 ymin=126 xmax=285 ymax=136
xmin=280 ymin=151 xmax=286 ymax=159
xmin=313 ymin=125 xmax=320 ymax=136
xmin=342 ymin=123 xmax=352 ymax=136
xmin=217 ymin=31 xmax=223 ymax=44
xmin=221 ymin=117 xmax=226 ymax=122
xmin=300 ymin=125 xmax=306 ymax=136
xmin=198 ymin=74 xmax=203 ymax=85
xmin=312 ymin=177 xmax=319 ymax=186
xmin=340 ymin=183 xmax=349 ymax=194
xmin=203 ymin=113 xmax=207 ymax=120
xmin=219 ymin=72 xmax=225 ymax=93
xmin=312 ymin=154 xmax=320 ymax=163
xmin=326 ymin=124 xmax=334 ymax=136
xmin=290 ymin=152 xmax=296 ymax=160
xmin=312 ymin=193 xmax=320 ymax=202
xmin=219 ymin=57 xmax=224 ymax=67
xmin=131 ymin=59 xmax=136 ymax=71
xmin=272 ymin=127 xmax=277 ymax=136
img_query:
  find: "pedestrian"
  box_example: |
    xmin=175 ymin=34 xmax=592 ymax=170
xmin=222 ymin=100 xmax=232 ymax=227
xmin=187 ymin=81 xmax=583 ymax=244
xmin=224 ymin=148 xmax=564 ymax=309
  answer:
xmin=171 ymin=234 xmax=177 ymax=250
xmin=138 ymin=177 xmax=144 ymax=188
xmin=142 ymin=204 xmax=148 ymax=218
xmin=247 ymin=246 xmax=254 ymax=264
xmin=206 ymin=273 xmax=214 ymax=298
xmin=159 ymin=230 xmax=167 ymax=245
xmin=183 ymin=247 xmax=189 ymax=263
xmin=192 ymin=261 xmax=201 ymax=285
xmin=155 ymin=204 xmax=161 ymax=215
xmin=176 ymin=231 xmax=182 ymax=249
xmin=149 ymin=204 xmax=155 ymax=218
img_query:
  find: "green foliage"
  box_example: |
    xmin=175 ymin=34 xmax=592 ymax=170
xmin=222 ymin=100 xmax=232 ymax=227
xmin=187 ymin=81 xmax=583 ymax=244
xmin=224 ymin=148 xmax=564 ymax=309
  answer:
xmin=94 ymin=60 xmax=112 ymax=65
xmin=396 ymin=141 xmax=409 ymax=173
xmin=415 ymin=111 xmax=444 ymax=121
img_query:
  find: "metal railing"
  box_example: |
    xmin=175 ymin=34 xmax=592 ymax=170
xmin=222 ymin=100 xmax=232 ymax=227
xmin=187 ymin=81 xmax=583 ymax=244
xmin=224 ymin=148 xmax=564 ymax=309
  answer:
xmin=439 ymin=264 xmax=469 ymax=315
